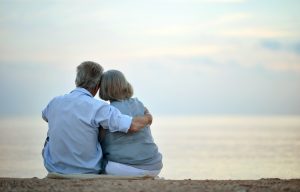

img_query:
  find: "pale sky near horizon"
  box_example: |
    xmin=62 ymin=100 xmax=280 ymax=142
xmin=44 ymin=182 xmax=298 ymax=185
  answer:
xmin=0 ymin=0 xmax=300 ymax=117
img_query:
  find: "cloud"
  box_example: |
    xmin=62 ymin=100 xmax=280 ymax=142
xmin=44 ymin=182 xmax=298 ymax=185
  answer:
xmin=163 ymin=0 xmax=246 ymax=3
xmin=130 ymin=11 xmax=297 ymax=44
xmin=260 ymin=40 xmax=300 ymax=54
xmin=220 ymin=28 xmax=295 ymax=39
xmin=261 ymin=40 xmax=282 ymax=51
xmin=291 ymin=42 xmax=300 ymax=54
xmin=226 ymin=42 xmax=300 ymax=72
xmin=140 ymin=13 xmax=253 ymax=37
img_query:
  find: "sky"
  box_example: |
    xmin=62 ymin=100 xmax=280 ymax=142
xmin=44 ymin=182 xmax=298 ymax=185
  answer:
xmin=0 ymin=0 xmax=300 ymax=117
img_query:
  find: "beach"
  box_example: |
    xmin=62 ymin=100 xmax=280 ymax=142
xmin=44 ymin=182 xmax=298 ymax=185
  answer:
xmin=0 ymin=177 xmax=300 ymax=192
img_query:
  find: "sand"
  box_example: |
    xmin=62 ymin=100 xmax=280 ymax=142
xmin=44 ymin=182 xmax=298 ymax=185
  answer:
xmin=0 ymin=177 xmax=300 ymax=192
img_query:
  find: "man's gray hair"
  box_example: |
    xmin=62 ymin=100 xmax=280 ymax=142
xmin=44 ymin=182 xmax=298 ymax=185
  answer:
xmin=75 ymin=61 xmax=104 ymax=91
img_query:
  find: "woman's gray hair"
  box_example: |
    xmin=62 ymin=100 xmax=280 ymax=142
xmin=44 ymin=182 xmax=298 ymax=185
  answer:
xmin=99 ymin=70 xmax=133 ymax=101
xmin=75 ymin=61 xmax=104 ymax=91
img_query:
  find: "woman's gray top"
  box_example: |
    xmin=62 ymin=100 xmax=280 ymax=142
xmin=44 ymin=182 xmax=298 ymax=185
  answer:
xmin=101 ymin=98 xmax=162 ymax=170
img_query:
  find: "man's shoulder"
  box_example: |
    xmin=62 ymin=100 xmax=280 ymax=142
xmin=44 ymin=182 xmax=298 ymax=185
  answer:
xmin=49 ymin=91 xmax=109 ymax=109
xmin=48 ymin=92 xmax=85 ymax=105
xmin=47 ymin=94 xmax=64 ymax=105
xmin=86 ymin=98 xmax=109 ymax=108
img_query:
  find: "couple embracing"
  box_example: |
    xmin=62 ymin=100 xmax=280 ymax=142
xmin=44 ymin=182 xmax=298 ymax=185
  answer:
xmin=42 ymin=61 xmax=162 ymax=176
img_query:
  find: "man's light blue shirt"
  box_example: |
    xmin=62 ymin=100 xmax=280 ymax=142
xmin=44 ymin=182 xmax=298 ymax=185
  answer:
xmin=42 ymin=87 xmax=132 ymax=174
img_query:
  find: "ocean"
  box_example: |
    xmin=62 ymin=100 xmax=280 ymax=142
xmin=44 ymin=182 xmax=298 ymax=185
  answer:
xmin=0 ymin=116 xmax=299 ymax=179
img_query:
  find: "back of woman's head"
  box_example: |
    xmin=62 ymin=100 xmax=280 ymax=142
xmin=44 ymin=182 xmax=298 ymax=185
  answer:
xmin=99 ymin=70 xmax=133 ymax=101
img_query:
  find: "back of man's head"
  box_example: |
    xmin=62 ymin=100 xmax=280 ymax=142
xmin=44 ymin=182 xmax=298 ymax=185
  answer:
xmin=75 ymin=61 xmax=104 ymax=91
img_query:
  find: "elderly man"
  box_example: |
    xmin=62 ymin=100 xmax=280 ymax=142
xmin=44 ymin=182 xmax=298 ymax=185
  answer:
xmin=42 ymin=61 xmax=152 ymax=174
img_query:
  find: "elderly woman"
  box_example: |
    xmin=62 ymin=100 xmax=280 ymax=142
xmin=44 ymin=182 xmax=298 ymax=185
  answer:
xmin=99 ymin=69 xmax=163 ymax=177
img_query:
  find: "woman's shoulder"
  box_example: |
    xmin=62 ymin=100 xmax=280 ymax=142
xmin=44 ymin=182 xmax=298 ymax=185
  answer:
xmin=111 ymin=98 xmax=145 ymax=115
xmin=129 ymin=98 xmax=146 ymax=110
xmin=111 ymin=97 xmax=144 ymax=105
xmin=131 ymin=97 xmax=144 ymax=104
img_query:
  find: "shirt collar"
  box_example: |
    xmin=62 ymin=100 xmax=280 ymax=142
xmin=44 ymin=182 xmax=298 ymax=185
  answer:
xmin=71 ymin=87 xmax=94 ymax=97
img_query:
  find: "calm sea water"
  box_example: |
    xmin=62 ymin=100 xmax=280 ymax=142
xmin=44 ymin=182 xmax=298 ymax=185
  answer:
xmin=0 ymin=116 xmax=299 ymax=179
